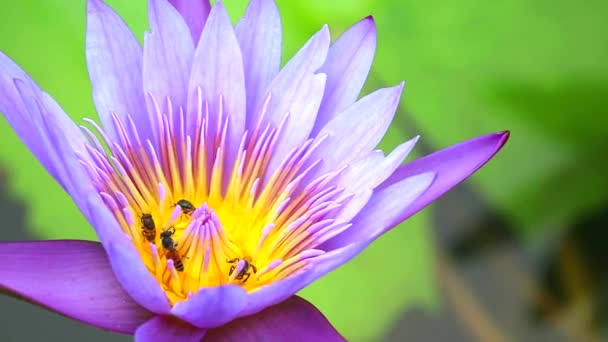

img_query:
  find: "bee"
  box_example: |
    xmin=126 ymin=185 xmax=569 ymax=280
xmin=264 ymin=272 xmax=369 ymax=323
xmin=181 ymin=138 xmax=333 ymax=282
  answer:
xmin=160 ymin=227 xmax=184 ymax=272
xmin=140 ymin=213 xmax=156 ymax=243
xmin=227 ymin=257 xmax=257 ymax=283
xmin=176 ymin=199 xmax=196 ymax=215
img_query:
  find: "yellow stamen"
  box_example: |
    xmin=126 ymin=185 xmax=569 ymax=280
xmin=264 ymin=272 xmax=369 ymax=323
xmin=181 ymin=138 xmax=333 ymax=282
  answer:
xmin=80 ymin=96 xmax=348 ymax=305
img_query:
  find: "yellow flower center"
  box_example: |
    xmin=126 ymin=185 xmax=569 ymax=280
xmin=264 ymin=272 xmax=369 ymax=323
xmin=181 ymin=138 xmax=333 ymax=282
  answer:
xmin=80 ymin=96 xmax=349 ymax=304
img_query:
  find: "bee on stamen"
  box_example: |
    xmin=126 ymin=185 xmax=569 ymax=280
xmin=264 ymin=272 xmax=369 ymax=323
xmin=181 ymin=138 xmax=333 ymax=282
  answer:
xmin=140 ymin=213 xmax=156 ymax=243
xmin=175 ymin=199 xmax=196 ymax=216
xmin=227 ymin=257 xmax=257 ymax=283
xmin=160 ymin=227 xmax=184 ymax=272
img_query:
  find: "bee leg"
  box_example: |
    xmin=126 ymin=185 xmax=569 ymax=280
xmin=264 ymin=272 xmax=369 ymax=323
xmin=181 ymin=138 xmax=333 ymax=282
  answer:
xmin=242 ymin=273 xmax=250 ymax=283
xmin=229 ymin=265 xmax=235 ymax=275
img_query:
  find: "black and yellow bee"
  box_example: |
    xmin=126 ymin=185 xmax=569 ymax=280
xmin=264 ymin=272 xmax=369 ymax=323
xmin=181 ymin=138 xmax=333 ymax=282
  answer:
xmin=160 ymin=227 xmax=184 ymax=272
xmin=227 ymin=257 xmax=257 ymax=283
xmin=140 ymin=214 xmax=156 ymax=243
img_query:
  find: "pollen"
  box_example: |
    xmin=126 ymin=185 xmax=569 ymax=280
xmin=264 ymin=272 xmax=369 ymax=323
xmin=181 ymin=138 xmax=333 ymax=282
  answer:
xmin=78 ymin=92 xmax=351 ymax=304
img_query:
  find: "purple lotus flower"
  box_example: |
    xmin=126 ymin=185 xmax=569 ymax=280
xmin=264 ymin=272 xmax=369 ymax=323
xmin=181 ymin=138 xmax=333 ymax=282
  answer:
xmin=0 ymin=0 xmax=508 ymax=340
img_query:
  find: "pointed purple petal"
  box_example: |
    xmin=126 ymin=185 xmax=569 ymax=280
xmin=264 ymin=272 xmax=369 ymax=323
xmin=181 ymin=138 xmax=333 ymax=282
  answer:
xmin=135 ymin=316 xmax=206 ymax=342
xmin=0 ymin=52 xmax=86 ymax=192
xmin=311 ymin=83 xmax=404 ymax=176
xmin=235 ymin=0 xmax=282 ymax=127
xmin=86 ymin=0 xmax=148 ymax=142
xmin=171 ymin=285 xmax=247 ymax=328
xmin=188 ymin=1 xmax=246 ymax=166
xmin=169 ymin=0 xmax=210 ymax=42
xmin=144 ymin=0 xmax=195 ymax=139
xmin=313 ymin=16 xmax=376 ymax=134
xmin=207 ymin=296 xmax=344 ymax=342
xmin=86 ymin=195 xmax=172 ymax=315
xmin=262 ymin=26 xmax=329 ymax=174
xmin=381 ymin=131 xmax=510 ymax=218
xmin=325 ymin=131 xmax=509 ymax=249
xmin=0 ymin=240 xmax=152 ymax=333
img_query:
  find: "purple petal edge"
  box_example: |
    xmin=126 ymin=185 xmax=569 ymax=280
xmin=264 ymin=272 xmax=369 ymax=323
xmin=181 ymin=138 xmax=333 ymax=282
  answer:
xmin=144 ymin=0 xmax=195 ymax=141
xmin=135 ymin=316 xmax=206 ymax=342
xmin=187 ymin=1 xmax=246 ymax=181
xmin=205 ymin=296 xmax=345 ymax=342
xmin=86 ymin=0 xmax=148 ymax=143
xmin=324 ymin=131 xmax=509 ymax=250
xmin=0 ymin=240 xmax=152 ymax=333
xmin=169 ymin=0 xmax=211 ymax=42
xmin=382 ymin=130 xmax=510 ymax=199
xmin=86 ymin=195 xmax=172 ymax=315
xmin=235 ymin=0 xmax=282 ymax=126
xmin=313 ymin=16 xmax=377 ymax=134
xmin=171 ymin=285 xmax=248 ymax=329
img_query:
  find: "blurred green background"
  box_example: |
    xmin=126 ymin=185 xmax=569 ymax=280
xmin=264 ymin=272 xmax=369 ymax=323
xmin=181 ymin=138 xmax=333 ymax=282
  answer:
xmin=0 ymin=0 xmax=607 ymax=341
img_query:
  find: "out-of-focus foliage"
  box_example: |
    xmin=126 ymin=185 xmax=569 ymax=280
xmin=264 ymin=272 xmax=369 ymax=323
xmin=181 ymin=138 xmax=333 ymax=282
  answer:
xmin=288 ymin=0 xmax=608 ymax=236
xmin=0 ymin=0 xmax=606 ymax=340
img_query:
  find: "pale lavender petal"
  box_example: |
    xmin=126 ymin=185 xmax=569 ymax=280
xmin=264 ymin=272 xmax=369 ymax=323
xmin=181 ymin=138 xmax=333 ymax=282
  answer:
xmin=335 ymin=136 xmax=419 ymax=222
xmin=0 ymin=52 xmax=73 ymax=186
xmin=8 ymin=76 xmax=119 ymax=243
xmin=104 ymin=240 xmax=171 ymax=315
xmin=135 ymin=316 xmax=206 ymax=342
xmin=144 ymin=0 xmax=194 ymax=139
xmin=262 ymin=26 xmax=329 ymax=174
xmin=206 ymin=296 xmax=344 ymax=342
xmin=171 ymin=285 xmax=248 ymax=328
xmin=6 ymin=75 xmax=120 ymax=244
xmin=188 ymin=1 xmax=246 ymax=166
xmin=87 ymin=195 xmax=172 ymax=315
xmin=86 ymin=0 xmax=148 ymax=142
xmin=0 ymin=240 xmax=152 ymax=333
xmin=169 ymin=0 xmax=210 ymax=42
xmin=40 ymin=92 xmax=90 ymax=154
xmin=311 ymin=83 xmax=404 ymax=176
xmin=313 ymin=16 xmax=376 ymax=134
xmin=104 ymin=241 xmax=172 ymax=315
xmin=235 ymin=0 xmax=282 ymax=126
